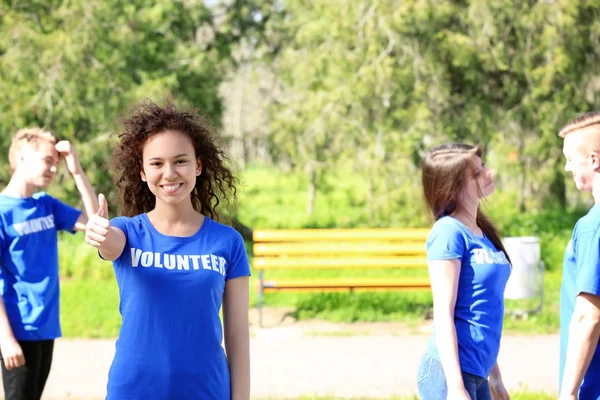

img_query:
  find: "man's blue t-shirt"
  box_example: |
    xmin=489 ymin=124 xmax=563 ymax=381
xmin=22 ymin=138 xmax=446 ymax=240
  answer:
xmin=425 ymin=216 xmax=511 ymax=379
xmin=560 ymin=203 xmax=600 ymax=398
xmin=106 ymin=214 xmax=251 ymax=400
xmin=0 ymin=192 xmax=81 ymax=340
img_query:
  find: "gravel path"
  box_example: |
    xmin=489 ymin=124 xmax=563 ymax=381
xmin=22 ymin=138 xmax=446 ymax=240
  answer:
xmin=3 ymin=314 xmax=559 ymax=399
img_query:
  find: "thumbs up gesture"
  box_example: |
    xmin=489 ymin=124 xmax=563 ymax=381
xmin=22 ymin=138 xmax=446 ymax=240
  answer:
xmin=85 ymin=193 xmax=110 ymax=248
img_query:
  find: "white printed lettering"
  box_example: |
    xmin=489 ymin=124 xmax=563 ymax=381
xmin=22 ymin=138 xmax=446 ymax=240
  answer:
xmin=164 ymin=254 xmax=176 ymax=270
xmin=218 ymin=257 xmax=226 ymax=276
xmin=201 ymin=255 xmax=211 ymax=270
xmin=128 ymin=248 xmax=231 ymax=277
xmin=177 ymin=255 xmax=190 ymax=270
xmin=12 ymin=215 xmax=56 ymax=236
xmin=131 ymin=248 xmax=142 ymax=267
xmin=190 ymin=255 xmax=201 ymax=270
xmin=141 ymin=252 xmax=152 ymax=267
xmin=154 ymin=252 xmax=163 ymax=268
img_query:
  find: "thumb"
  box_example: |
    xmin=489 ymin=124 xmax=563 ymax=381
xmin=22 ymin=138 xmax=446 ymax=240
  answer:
xmin=97 ymin=193 xmax=109 ymax=219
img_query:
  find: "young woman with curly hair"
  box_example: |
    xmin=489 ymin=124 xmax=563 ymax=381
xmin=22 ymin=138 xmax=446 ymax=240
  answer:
xmin=84 ymin=101 xmax=250 ymax=400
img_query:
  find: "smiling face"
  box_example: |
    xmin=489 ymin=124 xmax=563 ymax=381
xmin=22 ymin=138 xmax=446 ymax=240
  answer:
xmin=562 ymin=126 xmax=600 ymax=192
xmin=19 ymin=140 xmax=59 ymax=188
xmin=140 ymin=130 xmax=202 ymax=207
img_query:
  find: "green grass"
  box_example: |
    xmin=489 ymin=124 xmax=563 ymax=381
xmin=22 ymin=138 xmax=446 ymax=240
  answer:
xmin=254 ymin=392 xmax=556 ymax=400
xmin=503 ymin=269 xmax=561 ymax=334
xmin=57 ymin=235 xmax=562 ymax=337
xmin=60 ymin=278 xmax=120 ymax=338
xmin=54 ymin=166 xmax=577 ymax=337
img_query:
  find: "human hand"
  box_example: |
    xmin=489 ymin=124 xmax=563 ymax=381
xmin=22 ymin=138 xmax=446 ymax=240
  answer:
xmin=0 ymin=337 xmax=25 ymax=370
xmin=490 ymin=376 xmax=510 ymax=400
xmin=85 ymin=193 xmax=110 ymax=248
xmin=55 ymin=140 xmax=81 ymax=175
xmin=447 ymin=386 xmax=472 ymax=400
xmin=558 ymin=393 xmax=578 ymax=400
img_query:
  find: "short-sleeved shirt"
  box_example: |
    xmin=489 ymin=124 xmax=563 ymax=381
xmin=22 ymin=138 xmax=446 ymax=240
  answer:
xmin=560 ymin=203 xmax=600 ymax=398
xmin=425 ymin=216 xmax=511 ymax=379
xmin=106 ymin=213 xmax=251 ymax=400
xmin=0 ymin=192 xmax=81 ymax=340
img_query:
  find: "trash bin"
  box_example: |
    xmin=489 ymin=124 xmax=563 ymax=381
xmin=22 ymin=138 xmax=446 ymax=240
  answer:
xmin=502 ymin=236 xmax=544 ymax=315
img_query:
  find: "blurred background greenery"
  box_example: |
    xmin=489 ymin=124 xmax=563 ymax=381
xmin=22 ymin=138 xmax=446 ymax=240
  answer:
xmin=2 ymin=0 xmax=599 ymax=337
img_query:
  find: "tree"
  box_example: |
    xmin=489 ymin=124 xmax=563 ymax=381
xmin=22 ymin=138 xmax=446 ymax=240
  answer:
xmin=263 ymin=0 xmax=600 ymax=225
xmin=0 ymin=0 xmax=276 ymax=211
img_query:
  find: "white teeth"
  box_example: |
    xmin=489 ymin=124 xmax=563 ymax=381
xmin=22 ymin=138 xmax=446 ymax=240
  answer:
xmin=163 ymin=184 xmax=180 ymax=191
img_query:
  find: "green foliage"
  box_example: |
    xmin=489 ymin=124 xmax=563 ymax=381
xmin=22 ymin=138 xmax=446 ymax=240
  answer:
xmin=0 ymin=0 xmax=277 ymax=208
xmin=2 ymin=1 xmax=594 ymax=339
xmin=56 ymin=167 xmax=572 ymax=335
xmin=484 ymin=190 xmax=585 ymax=271
xmin=293 ymin=292 xmax=433 ymax=324
xmin=237 ymin=166 xmax=429 ymax=229
xmin=264 ymin=0 xmax=600 ymax=217
xmin=58 ymin=232 xmax=114 ymax=280
xmin=504 ymin=270 xmax=562 ymax=334
xmin=60 ymin=278 xmax=120 ymax=338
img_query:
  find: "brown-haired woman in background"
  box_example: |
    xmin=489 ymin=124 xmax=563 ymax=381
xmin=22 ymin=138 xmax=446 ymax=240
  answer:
xmin=416 ymin=143 xmax=511 ymax=400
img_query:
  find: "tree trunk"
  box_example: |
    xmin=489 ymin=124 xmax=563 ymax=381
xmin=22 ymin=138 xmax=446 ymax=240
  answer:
xmin=306 ymin=164 xmax=316 ymax=216
xmin=550 ymin=164 xmax=567 ymax=209
xmin=232 ymin=63 xmax=247 ymax=169
xmin=518 ymin=134 xmax=527 ymax=212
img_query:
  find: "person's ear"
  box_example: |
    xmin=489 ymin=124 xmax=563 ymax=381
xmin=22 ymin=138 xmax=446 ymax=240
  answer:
xmin=17 ymin=147 xmax=28 ymax=164
xmin=196 ymin=158 xmax=202 ymax=176
xmin=140 ymin=170 xmax=147 ymax=182
xmin=591 ymin=151 xmax=600 ymax=169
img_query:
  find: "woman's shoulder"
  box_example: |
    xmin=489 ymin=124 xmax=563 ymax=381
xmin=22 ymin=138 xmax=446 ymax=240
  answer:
xmin=430 ymin=216 xmax=463 ymax=233
xmin=204 ymin=217 xmax=243 ymax=240
xmin=427 ymin=216 xmax=468 ymax=246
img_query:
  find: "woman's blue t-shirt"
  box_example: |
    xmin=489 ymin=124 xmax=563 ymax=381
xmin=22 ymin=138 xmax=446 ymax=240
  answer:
xmin=425 ymin=216 xmax=511 ymax=378
xmin=106 ymin=214 xmax=250 ymax=400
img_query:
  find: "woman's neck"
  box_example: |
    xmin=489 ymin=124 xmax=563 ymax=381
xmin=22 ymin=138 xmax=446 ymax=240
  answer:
xmin=453 ymin=204 xmax=481 ymax=234
xmin=150 ymin=200 xmax=197 ymax=222
xmin=147 ymin=199 xmax=205 ymax=236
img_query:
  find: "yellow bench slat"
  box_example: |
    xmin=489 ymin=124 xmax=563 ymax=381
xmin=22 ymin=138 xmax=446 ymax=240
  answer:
xmin=260 ymin=278 xmax=431 ymax=292
xmin=253 ymin=228 xmax=430 ymax=242
xmin=261 ymin=287 xmax=432 ymax=293
xmin=253 ymin=242 xmax=425 ymax=256
xmin=253 ymin=256 xmax=428 ymax=269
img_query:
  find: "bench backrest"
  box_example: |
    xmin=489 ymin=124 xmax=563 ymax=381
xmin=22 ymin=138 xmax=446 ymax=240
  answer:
xmin=253 ymin=228 xmax=430 ymax=270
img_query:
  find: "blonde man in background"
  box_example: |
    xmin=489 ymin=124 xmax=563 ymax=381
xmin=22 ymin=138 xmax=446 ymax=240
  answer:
xmin=0 ymin=128 xmax=98 ymax=400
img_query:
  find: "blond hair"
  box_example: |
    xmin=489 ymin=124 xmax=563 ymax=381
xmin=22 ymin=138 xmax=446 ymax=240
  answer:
xmin=559 ymin=111 xmax=600 ymax=138
xmin=8 ymin=128 xmax=57 ymax=171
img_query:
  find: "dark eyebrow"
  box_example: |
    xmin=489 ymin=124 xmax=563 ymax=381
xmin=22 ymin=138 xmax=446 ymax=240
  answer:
xmin=147 ymin=154 xmax=191 ymax=161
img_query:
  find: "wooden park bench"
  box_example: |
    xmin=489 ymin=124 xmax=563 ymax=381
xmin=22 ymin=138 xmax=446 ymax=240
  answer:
xmin=253 ymin=228 xmax=432 ymax=326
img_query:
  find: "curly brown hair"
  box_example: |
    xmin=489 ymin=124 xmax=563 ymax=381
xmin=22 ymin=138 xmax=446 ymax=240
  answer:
xmin=112 ymin=100 xmax=238 ymax=221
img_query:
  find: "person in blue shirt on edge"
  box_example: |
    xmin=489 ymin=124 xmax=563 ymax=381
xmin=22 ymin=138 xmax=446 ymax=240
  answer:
xmin=85 ymin=100 xmax=251 ymax=400
xmin=0 ymin=128 xmax=98 ymax=400
xmin=559 ymin=111 xmax=600 ymax=400
xmin=416 ymin=143 xmax=512 ymax=400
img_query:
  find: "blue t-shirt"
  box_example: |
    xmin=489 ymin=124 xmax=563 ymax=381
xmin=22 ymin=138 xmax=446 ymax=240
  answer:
xmin=106 ymin=213 xmax=251 ymax=400
xmin=0 ymin=192 xmax=81 ymax=340
xmin=560 ymin=203 xmax=600 ymax=398
xmin=425 ymin=216 xmax=511 ymax=379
